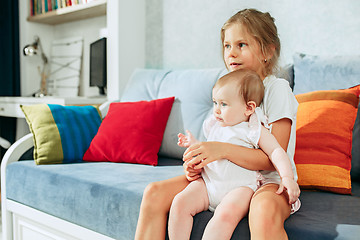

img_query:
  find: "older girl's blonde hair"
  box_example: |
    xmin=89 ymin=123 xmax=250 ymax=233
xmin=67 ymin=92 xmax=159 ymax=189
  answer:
xmin=221 ymin=9 xmax=281 ymax=77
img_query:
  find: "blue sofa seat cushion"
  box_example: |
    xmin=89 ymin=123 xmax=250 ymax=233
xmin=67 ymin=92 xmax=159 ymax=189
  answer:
xmin=6 ymin=159 xmax=184 ymax=239
xmin=7 ymin=160 xmax=360 ymax=240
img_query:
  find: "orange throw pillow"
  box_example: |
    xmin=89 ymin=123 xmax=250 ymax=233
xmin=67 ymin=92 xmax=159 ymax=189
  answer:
xmin=295 ymin=85 xmax=360 ymax=194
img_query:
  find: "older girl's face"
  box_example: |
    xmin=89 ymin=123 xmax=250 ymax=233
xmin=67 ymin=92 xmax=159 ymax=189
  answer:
xmin=223 ymin=23 xmax=265 ymax=79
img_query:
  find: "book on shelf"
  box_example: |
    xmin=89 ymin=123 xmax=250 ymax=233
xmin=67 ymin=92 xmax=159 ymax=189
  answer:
xmin=29 ymin=0 xmax=94 ymax=16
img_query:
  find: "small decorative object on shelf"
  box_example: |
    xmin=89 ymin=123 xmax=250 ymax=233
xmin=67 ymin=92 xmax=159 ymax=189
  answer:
xmin=27 ymin=0 xmax=106 ymax=25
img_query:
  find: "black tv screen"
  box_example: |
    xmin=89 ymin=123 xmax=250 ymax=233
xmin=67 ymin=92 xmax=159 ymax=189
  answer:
xmin=90 ymin=37 xmax=107 ymax=95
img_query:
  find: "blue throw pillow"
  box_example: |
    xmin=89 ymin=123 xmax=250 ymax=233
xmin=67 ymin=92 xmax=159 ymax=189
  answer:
xmin=21 ymin=104 xmax=102 ymax=165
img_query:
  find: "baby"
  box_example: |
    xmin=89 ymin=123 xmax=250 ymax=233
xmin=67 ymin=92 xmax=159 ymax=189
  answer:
xmin=168 ymin=69 xmax=300 ymax=240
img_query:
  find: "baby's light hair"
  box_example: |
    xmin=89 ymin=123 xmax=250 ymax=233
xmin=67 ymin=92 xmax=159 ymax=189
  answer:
xmin=214 ymin=69 xmax=264 ymax=107
xmin=221 ymin=8 xmax=281 ymax=77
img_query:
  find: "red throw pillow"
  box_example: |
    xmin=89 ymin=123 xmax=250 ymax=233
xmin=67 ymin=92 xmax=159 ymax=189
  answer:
xmin=83 ymin=97 xmax=175 ymax=165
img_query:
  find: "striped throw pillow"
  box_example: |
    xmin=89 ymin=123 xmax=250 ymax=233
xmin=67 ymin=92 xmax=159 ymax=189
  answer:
xmin=294 ymin=85 xmax=360 ymax=194
xmin=21 ymin=104 xmax=102 ymax=165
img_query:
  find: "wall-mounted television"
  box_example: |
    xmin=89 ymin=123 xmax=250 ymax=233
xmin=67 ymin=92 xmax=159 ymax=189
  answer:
xmin=90 ymin=37 xmax=107 ymax=95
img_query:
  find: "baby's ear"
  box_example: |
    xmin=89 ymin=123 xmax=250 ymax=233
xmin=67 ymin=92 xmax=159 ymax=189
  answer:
xmin=245 ymin=101 xmax=256 ymax=117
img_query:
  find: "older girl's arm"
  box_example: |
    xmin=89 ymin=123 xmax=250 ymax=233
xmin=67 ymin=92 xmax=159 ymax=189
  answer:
xmin=184 ymin=118 xmax=292 ymax=171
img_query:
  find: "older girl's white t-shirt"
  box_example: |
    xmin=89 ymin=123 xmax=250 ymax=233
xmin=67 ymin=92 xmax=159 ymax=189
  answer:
xmin=260 ymin=75 xmax=299 ymax=182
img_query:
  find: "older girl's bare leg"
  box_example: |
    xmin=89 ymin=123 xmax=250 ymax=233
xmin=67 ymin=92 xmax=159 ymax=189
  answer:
xmin=249 ymin=184 xmax=291 ymax=240
xmin=135 ymin=175 xmax=190 ymax=240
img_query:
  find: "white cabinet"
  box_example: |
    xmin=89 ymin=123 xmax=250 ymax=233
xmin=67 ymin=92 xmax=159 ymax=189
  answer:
xmin=7 ymin=200 xmax=114 ymax=240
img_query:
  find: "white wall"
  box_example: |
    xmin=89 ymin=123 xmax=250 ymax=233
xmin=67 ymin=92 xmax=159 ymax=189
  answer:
xmin=145 ymin=0 xmax=360 ymax=70
xmin=107 ymin=0 xmax=146 ymax=101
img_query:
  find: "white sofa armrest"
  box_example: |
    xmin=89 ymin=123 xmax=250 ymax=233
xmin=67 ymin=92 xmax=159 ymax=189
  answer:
xmin=1 ymin=133 xmax=34 ymax=169
xmin=1 ymin=133 xmax=34 ymax=240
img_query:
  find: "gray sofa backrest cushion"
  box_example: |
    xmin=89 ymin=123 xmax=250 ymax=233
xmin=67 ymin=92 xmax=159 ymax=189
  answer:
xmin=120 ymin=68 xmax=227 ymax=159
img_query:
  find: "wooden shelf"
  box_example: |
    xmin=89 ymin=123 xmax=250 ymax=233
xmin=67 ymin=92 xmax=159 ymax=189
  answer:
xmin=27 ymin=0 xmax=107 ymax=25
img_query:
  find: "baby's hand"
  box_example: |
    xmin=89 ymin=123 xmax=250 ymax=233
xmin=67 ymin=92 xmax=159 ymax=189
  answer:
xmin=177 ymin=130 xmax=198 ymax=148
xmin=276 ymin=177 xmax=300 ymax=204
xmin=177 ymin=133 xmax=190 ymax=148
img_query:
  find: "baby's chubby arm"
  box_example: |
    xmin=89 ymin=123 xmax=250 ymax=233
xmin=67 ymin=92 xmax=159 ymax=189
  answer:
xmin=258 ymin=126 xmax=300 ymax=204
xmin=178 ymin=130 xmax=202 ymax=181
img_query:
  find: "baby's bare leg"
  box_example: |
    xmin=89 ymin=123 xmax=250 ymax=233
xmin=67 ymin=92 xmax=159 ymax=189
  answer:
xmin=202 ymin=187 xmax=254 ymax=240
xmin=168 ymin=178 xmax=209 ymax=240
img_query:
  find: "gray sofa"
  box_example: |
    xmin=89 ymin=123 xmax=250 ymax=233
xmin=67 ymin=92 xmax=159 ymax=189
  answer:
xmin=2 ymin=56 xmax=360 ymax=239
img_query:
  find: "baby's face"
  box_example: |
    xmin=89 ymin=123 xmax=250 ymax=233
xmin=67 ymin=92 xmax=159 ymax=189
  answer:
xmin=212 ymin=82 xmax=248 ymax=127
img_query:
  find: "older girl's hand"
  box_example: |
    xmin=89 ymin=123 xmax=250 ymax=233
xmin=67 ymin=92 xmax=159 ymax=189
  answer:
xmin=183 ymin=141 xmax=226 ymax=169
xmin=183 ymin=160 xmax=202 ymax=181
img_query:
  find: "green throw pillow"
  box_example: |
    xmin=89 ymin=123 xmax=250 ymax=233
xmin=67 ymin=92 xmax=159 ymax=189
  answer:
xmin=21 ymin=104 xmax=102 ymax=165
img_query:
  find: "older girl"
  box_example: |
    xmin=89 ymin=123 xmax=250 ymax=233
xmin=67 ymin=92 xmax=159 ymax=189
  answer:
xmin=135 ymin=8 xmax=300 ymax=239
